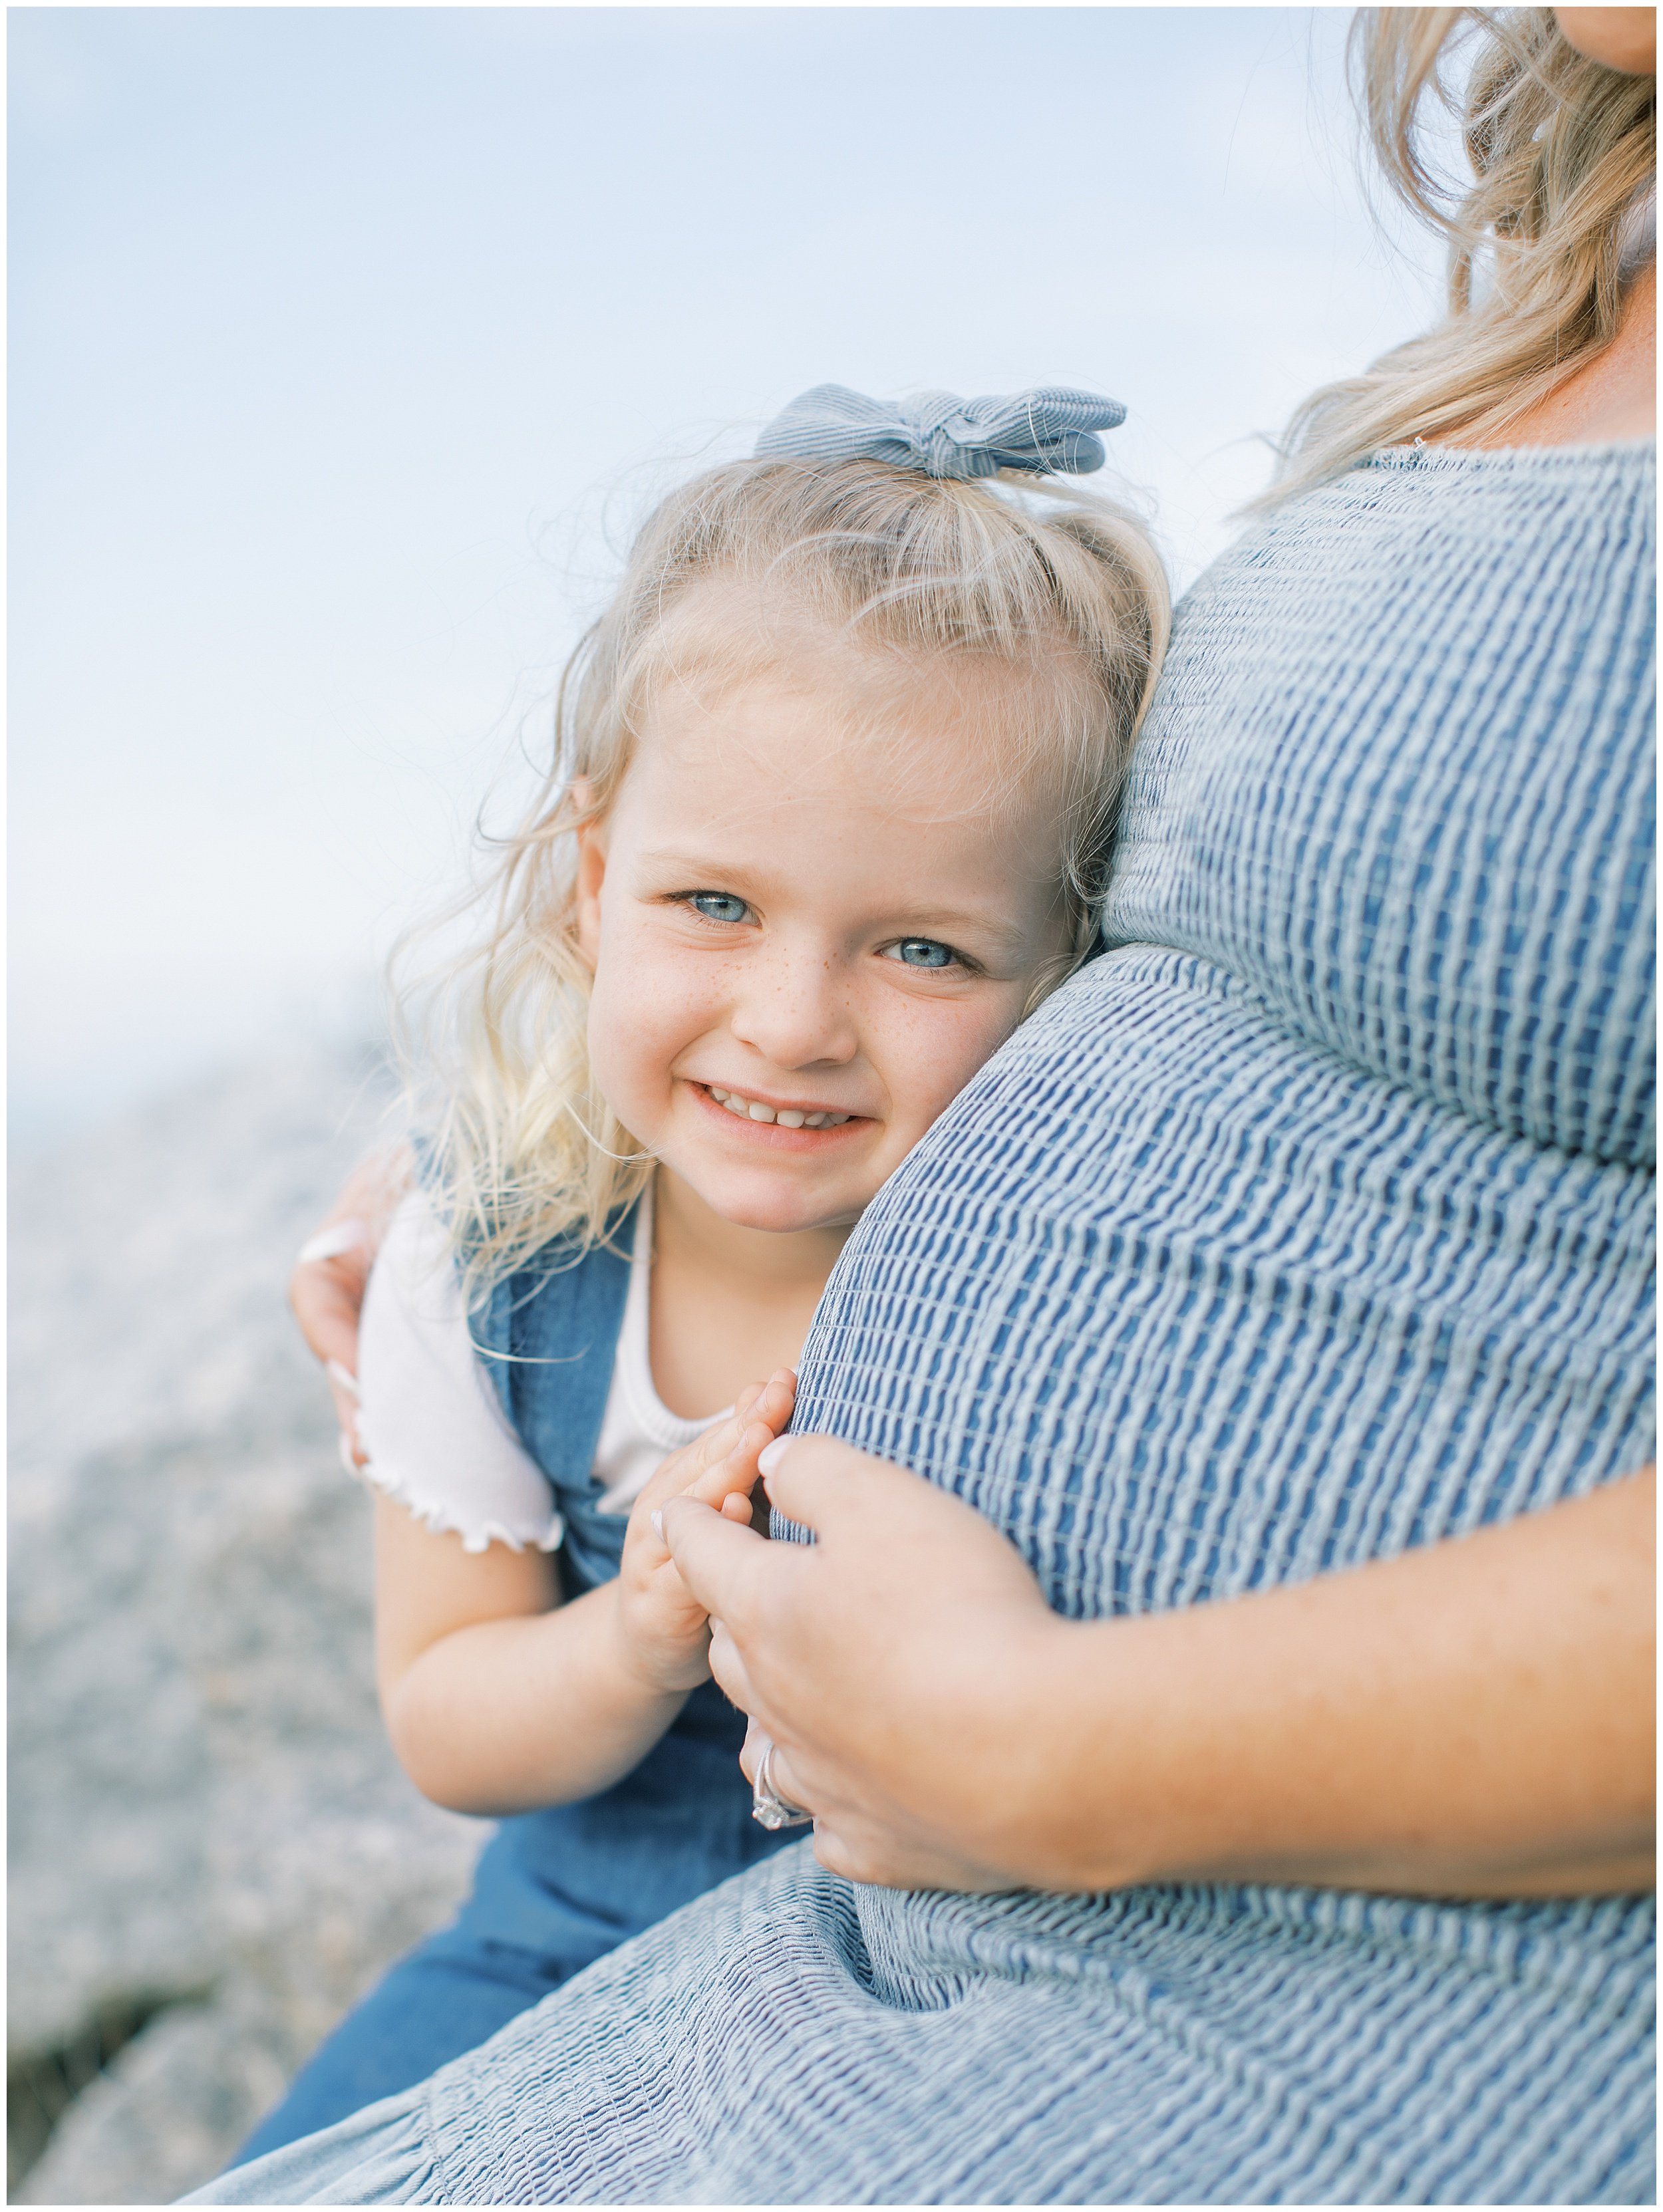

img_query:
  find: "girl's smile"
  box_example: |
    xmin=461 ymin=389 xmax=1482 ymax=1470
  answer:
xmin=575 ymin=626 xmax=1077 ymax=1240
xmin=689 ymin=1078 xmax=868 ymax=1141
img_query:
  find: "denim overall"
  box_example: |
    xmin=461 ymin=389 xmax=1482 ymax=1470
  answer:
xmin=236 ymin=1204 xmax=793 ymax=2163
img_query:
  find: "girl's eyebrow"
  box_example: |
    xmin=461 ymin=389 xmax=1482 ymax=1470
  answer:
xmin=637 ymin=847 xmax=746 ymax=875
xmin=879 ymin=902 xmax=1031 ymax=952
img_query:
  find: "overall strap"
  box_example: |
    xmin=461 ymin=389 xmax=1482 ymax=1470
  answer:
xmin=469 ymin=1204 xmax=637 ymax=1496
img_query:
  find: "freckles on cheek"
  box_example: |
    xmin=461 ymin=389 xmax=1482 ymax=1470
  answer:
xmin=589 ymin=932 xmax=726 ymax=1112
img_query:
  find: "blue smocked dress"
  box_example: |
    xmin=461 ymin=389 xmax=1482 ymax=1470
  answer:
xmin=188 ymin=442 xmax=1656 ymax=2207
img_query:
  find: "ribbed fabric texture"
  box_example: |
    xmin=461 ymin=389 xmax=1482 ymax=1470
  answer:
xmin=187 ymin=444 xmax=1656 ymax=2208
xmin=754 ymin=382 xmax=1124 ymax=478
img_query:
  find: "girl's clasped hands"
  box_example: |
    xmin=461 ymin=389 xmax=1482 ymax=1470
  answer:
xmin=613 ymin=1369 xmax=796 ymax=1696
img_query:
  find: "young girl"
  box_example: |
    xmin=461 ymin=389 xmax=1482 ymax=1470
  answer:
xmin=240 ymin=383 xmax=1168 ymax=2160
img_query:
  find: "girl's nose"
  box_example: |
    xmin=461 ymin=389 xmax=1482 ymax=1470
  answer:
xmin=728 ymin=950 xmax=858 ymax=1070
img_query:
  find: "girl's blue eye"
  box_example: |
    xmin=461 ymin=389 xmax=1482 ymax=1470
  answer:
xmin=887 ymin=938 xmax=955 ymax=969
xmin=689 ymin=893 xmax=750 ymax=924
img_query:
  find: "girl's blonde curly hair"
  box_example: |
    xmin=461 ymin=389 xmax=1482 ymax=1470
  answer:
xmin=396 ymin=454 xmax=1169 ymax=1288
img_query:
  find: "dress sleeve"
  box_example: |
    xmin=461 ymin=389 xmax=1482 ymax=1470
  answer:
xmin=355 ymin=1190 xmax=564 ymax=1555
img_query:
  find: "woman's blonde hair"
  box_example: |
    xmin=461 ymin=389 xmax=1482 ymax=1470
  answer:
xmin=1270 ymin=7 xmax=1654 ymax=497
xmin=399 ymin=454 xmax=1169 ymax=1286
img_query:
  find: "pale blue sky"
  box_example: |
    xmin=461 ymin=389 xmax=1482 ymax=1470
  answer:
xmin=10 ymin=7 xmax=1445 ymax=1137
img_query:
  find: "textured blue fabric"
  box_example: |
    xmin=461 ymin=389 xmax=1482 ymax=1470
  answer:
xmin=231 ymin=1713 xmax=790 ymax=2163
xmin=233 ymin=1933 xmax=556 ymax=2167
xmin=467 ymin=1208 xmax=796 ymax=1995
xmin=474 ymin=1210 xmax=635 ymax=1590
xmin=228 ymin=1213 xmax=790 ymax=2167
xmin=186 ymin=441 xmax=1656 ymax=2208
xmin=755 ymin=382 xmax=1125 ymax=478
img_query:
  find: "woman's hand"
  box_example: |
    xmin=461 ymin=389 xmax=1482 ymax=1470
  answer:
xmin=289 ymin=1148 xmax=410 ymax=1462
xmin=610 ymin=1371 xmax=796 ymax=1696
xmin=663 ymin=1436 xmax=1072 ymax=1889
xmin=665 ymin=1439 xmax=1655 ymax=1898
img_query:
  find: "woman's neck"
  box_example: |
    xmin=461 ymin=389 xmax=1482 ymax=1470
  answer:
xmin=1443 ymin=263 xmax=1656 ymax=451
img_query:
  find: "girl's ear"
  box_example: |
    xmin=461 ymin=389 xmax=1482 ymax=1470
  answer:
xmin=573 ymin=781 xmax=608 ymax=974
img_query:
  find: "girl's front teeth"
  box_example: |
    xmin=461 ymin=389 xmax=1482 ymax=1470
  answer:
xmin=708 ymin=1087 xmax=849 ymax=1129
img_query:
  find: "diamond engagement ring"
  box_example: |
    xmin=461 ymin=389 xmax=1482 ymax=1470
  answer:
xmin=751 ymin=1737 xmax=813 ymax=1831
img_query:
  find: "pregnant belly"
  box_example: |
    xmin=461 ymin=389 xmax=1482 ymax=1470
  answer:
xmin=792 ymin=948 xmax=1655 ymax=1619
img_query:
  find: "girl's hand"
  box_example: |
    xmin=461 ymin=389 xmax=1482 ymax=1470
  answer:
xmin=289 ymin=1147 xmax=410 ymax=1464
xmin=611 ymin=1370 xmax=798 ymax=1697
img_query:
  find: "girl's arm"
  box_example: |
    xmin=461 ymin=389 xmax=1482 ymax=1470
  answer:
xmin=378 ymin=1378 xmax=791 ymax=1818
xmin=662 ymin=1439 xmax=1654 ymax=1897
xmin=374 ymin=1501 xmax=674 ymax=1816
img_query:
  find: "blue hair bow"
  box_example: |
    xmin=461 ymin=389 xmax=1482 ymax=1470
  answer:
xmin=754 ymin=383 xmax=1125 ymax=480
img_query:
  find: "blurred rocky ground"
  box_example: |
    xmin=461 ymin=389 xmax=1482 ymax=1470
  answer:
xmin=9 ymin=1043 xmax=480 ymax=2204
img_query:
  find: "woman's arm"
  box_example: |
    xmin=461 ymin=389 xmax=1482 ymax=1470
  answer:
xmin=663 ymin=1439 xmax=1654 ymax=1897
xmin=289 ymin=1148 xmax=410 ymax=1463
xmin=377 ymin=1379 xmax=789 ymax=1816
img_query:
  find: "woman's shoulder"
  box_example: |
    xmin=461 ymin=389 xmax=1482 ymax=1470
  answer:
xmin=1159 ymin=434 xmax=1655 ymax=687
xmin=1226 ymin=437 xmax=1652 ymax=561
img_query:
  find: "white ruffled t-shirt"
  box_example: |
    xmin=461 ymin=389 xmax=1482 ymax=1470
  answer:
xmin=355 ymin=1184 xmax=727 ymax=1552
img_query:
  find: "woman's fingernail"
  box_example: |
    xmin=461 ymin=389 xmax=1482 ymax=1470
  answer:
xmin=326 ymin=1359 xmax=362 ymax=1400
xmin=757 ymin=1436 xmax=794 ymax=1479
xmin=651 ymin=1509 xmax=665 ymax=1542
xmin=298 ymin=1220 xmax=369 ymax=1265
